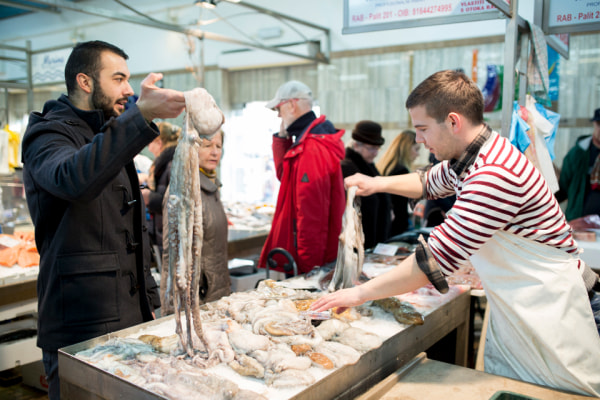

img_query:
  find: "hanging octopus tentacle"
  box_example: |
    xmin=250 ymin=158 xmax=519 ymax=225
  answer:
xmin=162 ymin=88 xmax=224 ymax=358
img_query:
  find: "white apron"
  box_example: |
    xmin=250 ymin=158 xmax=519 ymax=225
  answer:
xmin=470 ymin=230 xmax=600 ymax=397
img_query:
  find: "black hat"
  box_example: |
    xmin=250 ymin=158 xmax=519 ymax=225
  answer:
xmin=591 ymin=108 xmax=600 ymax=122
xmin=352 ymin=120 xmax=384 ymax=146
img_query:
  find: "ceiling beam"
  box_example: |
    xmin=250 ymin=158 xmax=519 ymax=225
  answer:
xmin=1 ymin=0 xmax=329 ymax=64
xmin=0 ymin=0 xmax=60 ymax=14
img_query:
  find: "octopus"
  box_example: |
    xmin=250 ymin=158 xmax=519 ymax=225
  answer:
xmin=227 ymin=321 xmax=272 ymax=354
xmin=313 ymin=341 xmax=361 ymax=367
xmin=315 ymin=318 xmax=351 ymax=341
xmin=228 ymin=354 xmax=265 ymax=378
xmin=250 ymin=343 xmax=312 ymax=373
xmin=265 ymin=368 xmax=316 ymax=388
xmin=289 ymin=344 xmax=334 ymax=369
xmin=331 ymin=327 xmax=383 ymax=352
xmin=162 ymin=88 xmax=224 ymax=357
xmin=329 ymin=185 xmax=365 ymax=291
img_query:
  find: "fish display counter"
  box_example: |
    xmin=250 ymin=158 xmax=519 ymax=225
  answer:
xmin=0 ymin=231 xmax=42 ymax=372
xmin=57 ymin=279 xmax=471 ymax=400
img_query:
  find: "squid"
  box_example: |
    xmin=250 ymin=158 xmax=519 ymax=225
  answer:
xmin=162 ymin=88 xmax=224 ymax=357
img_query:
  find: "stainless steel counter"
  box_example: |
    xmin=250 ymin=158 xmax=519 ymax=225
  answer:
xmin=58 ymin=290 xmax=471 ymax=400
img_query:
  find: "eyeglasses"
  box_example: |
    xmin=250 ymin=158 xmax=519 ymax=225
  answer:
xmin=273 ymin=98 xmax=297 ymax=111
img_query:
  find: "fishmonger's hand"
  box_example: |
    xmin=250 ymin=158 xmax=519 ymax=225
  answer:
xmin=310 ymin=286 xmax=365 ymax=314
xmin=344 ymin=173 xmax=379 ymax=197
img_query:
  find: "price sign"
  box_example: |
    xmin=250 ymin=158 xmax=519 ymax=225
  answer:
xmin=543 ymin=0 xmax=600 ymax=34
xmin=343 ymin=0 xmax=507 ymax=34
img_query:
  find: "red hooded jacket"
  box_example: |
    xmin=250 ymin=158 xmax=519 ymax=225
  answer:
xmin=259 ymin=114 xmax=345 ymax=275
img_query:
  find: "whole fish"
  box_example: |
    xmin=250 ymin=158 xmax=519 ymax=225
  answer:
xmin=328 ymin=186 xmax=364 ymax=291
xmin=372 ymin=297 xmax=425 ymax=326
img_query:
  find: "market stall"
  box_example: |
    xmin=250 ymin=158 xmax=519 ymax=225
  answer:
xmin=0 ymin=172 xmax=40 ymax=374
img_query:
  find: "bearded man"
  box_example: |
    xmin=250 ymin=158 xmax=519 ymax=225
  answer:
xmin=21 ymin=40 xmax=185 ymax=399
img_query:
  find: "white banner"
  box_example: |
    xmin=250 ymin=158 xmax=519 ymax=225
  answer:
xmin=32 ymin=48 xmax=71 ymax=85
xmin=344 ymin=0 xmax=507 ymax=33
xmin=543 ymin=0 xmax=600 ymax=34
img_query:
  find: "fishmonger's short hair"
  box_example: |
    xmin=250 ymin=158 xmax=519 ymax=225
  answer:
xmin=406 ymin=70 xmax=484 ymax=125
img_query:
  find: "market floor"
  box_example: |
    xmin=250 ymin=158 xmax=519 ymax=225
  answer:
xmin=0 ymin=369 xmax=47 ymax=400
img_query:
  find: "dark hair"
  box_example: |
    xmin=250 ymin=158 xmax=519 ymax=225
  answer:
xmin=64 ymin=40 xmax=128 ymax=96
xmin=405 ymin=70 xmax=484 ymax=125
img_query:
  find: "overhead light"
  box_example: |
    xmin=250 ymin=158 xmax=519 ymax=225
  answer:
xmin=195 ymin=0 xmax=217 ymax=9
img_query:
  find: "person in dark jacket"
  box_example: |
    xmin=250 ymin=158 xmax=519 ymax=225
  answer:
xmin=21 ymin=40 xmax=185 ymax=400
xmin=341 ymin=120 xmax=391 ymax=249
xmin=376 ymin=129 xmax=420 ymax=236
xmin=555 ymin=108 xmax=600 ymax=221
xmin=141 ymin=121 xmax=181 ymax=255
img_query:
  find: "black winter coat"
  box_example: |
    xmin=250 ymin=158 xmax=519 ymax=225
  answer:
xmin=387 ymin=163 xmax=411 ymax=237
xmin=22 ymin=95 xmax=160 ymax=351
xmin=341 ymin=147 xmax=391 ymax=249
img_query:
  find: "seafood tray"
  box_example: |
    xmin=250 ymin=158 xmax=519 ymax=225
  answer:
xmin=58 ymin=290 xmax=470 ymax=400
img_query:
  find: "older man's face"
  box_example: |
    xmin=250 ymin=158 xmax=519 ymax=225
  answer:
xmin=275 ymin=98 xmax=298 ymax=129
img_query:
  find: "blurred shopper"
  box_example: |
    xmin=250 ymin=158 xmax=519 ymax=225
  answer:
xmin=342 ymin=120 xmax=391 ymax=248
xmin=196 ymin=130 xmax=230 ymax=303
xmin=141 ymin=121 xmax=181 ymax=255
xmin=21 ymin=40 xmax=185 ymax=399
xmin=258 ymin=80 xmax=345 ymax=275
xmin=377 ymin=129 xmax=420 ymax=236
xmin=555 ymin=108 xmax=600 ymax=221
xmin=313 ymin=70 xmax=600 ymax=397
xmin=422 ymin=152 xmax=456 ymax=227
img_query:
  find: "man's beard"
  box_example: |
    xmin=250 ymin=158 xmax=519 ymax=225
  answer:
xmin=91 ymin=81 xmax=124 ymax=120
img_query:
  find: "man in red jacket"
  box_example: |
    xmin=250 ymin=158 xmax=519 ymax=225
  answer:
xmin=259 ymin=80 xmax=345 ymax=275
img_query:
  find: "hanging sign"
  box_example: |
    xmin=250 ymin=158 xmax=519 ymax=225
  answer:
xmin=545 ymin=33 xmax=569 ymax=59
xmin=343 ymin=0 xmax=508 ymax=34
xmin=542 ymin=0 xmax=600 ymax=34
xmin=32 ymin=48 xmax=71 ymax=85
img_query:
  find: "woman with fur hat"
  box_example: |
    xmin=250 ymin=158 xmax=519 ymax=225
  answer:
xmin=341 ymin=120 xmax=391 ymax=249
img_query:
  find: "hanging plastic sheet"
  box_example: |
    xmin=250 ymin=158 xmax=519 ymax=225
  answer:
xmin=509 ymin=96 xmax=560 ymax=193
xmin=526 ymin=21 xmax=551 ymax=107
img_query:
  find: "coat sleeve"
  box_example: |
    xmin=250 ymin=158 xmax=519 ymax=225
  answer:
xmin=294 ymin=143 xmax=343 ymax=271
xmin=22 ymin=105 xmax=157 ymax=202
xmin=145 ymin=263 xmax=161 ymax=310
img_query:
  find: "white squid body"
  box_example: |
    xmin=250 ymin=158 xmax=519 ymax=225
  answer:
xmin=328 ymin=185 xmax=365 ymax=292
xmin=163 ymin=88 xmax=224 ymax=357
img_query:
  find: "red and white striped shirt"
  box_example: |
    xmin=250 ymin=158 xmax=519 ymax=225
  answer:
xmin=426 ymin=130 xmax=581 ymax=276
